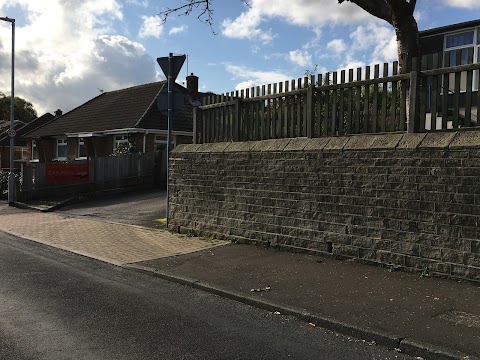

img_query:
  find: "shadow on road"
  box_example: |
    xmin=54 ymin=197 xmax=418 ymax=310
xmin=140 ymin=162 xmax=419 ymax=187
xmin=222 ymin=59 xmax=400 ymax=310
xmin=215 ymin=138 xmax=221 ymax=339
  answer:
xmin=58 ymin=189 xmax=167 ymax=229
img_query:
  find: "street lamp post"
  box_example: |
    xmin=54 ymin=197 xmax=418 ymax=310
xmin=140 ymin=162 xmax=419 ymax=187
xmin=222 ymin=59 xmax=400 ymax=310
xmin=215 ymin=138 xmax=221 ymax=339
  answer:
xmin=0 ymin=16 xmax=15 ymax=206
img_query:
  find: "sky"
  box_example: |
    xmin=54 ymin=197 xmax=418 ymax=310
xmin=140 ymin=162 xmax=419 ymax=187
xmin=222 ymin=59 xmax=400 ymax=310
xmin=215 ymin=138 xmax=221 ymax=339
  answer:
xmin=0 ymin=0 xmax=479 ymax=116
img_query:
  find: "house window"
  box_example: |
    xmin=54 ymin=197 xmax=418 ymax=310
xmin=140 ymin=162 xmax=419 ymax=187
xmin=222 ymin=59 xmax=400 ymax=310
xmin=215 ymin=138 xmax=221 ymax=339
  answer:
xmin=113 ymin=134 xmax=129 ymax=151
xmin=56 ymin=138 xmax=67 ymax=159
xmin=32 ymin=140 xmax=38 ymax=161
xmin=78 ymin=138 xmax=86 ymax=159
xmin=444 ymin=29 xmax=479 ymax=91
xmin=21 ymin=147 xmax=29 ymax=161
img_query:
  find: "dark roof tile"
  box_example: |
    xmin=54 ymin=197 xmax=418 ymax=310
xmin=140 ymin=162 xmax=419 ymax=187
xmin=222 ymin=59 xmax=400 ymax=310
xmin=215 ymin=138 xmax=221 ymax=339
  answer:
xmin=26 ymin=81 xmax=194 ymax=138
xmin=0 ymin=113 xmax=54 ymax=146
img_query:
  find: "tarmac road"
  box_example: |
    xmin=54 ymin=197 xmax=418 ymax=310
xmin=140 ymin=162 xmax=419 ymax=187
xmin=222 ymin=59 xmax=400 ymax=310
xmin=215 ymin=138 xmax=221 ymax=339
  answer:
xmin=0 ymin=233 xmax=412 ymax=360
xmin=58 ymin=189 xmax=167 ymax=228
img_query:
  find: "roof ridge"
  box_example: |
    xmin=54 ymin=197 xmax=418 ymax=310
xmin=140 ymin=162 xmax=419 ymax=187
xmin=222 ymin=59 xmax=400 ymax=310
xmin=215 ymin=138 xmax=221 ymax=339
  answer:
xmin=134 ymin=82 xmax=167 ymax=128
xmin=106 ymin=80 xmax=167 ymax=95
xmin=134 ymin=82 xmax=190 ymax=128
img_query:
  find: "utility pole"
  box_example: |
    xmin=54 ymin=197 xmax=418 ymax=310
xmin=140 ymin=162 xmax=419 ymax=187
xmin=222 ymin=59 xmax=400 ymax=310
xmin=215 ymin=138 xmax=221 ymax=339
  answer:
xmin=157 ymin=53 xmax=186 ymax=228
xmin=0 ymin=16 xmax=15 ymax=206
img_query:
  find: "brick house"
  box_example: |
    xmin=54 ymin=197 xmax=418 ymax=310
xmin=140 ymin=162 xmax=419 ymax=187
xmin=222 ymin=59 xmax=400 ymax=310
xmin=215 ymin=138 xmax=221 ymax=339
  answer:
xmin=23 ymin=74 xmax=201 ymax=163
xmin=0 ymin=113 xmax=55 ymax=172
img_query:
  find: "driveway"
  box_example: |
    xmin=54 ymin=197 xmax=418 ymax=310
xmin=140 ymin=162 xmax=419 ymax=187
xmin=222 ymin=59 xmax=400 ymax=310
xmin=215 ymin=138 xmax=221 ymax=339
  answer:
xmin=58 ymin=189 xmax=167 ymax=229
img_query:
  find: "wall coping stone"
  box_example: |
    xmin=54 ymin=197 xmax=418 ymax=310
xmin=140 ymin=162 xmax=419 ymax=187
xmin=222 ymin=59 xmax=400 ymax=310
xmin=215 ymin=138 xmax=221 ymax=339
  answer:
xmin=396 ymin=133 xmax=426 ymax=149
xmin=172 ymin=144 xmax=201 ymax=153
xmin=344 ymin=135 xmax=377 ymax=150
xmin=251 ymin=138 xmax=291 ymax=152
xmin=197 ymin=142 xmax=231 ymax=153
xmin=370 ymin=133 xmax=404 ymax=149
xmin=184 ymin=129 xmax=480 ymax=154
xmin=450 ymin=130 xmax=480 ymax=149
xmin=418 ymin=132 xmax=457 ymax=149
xmin=224 ymin=141 xmax=256 ymax=152
xmin=302 ymin=138 xmax=330 ymax=151
xmin=323 ymin=137 xmax=350 ymax=151
xmin=283 ymin=138 xmax=311 ymax=151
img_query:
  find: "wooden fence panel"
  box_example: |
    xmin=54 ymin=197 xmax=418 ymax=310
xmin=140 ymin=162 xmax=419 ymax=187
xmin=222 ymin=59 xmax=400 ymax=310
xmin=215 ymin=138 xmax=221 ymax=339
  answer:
xmin=356 ymin=67 xmax=362 ymax=134
xmin=372 ymin=65 xmax=379 ymax=133
xmin=331 ymin=72 xmax=338 ymax=136
xmin=442 ymin=56 xmax=450 ymax=129
xmin=20 ymin=153 xmax=155 ymax=201
xmin=194 ymin=53 xmax=480 ymax=142
xmin=364 ymin=67 xmax=371 ymax=133
xmin=391 ymin=62 xmax=398 ymax=132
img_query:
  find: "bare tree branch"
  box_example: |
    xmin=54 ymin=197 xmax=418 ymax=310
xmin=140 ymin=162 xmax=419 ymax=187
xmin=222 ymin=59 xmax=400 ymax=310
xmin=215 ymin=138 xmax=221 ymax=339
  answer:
xmin=159 ymin=0 xmax=251 ymax=33
xmin=158 ymin=0 xmax=215 ymax=29
xmin=338 ymin=0 xmax=393 ymax=25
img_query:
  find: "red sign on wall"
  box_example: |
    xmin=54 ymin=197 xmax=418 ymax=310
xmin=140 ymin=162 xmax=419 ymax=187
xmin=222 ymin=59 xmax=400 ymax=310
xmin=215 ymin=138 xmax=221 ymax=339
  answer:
xmin=46 ymin=163 xmax=90 ymax=183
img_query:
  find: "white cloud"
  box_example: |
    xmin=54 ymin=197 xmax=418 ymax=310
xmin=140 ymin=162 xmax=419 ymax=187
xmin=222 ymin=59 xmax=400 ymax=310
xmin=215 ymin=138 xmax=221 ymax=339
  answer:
xmin=326 ymin=39 xmax=347 ymax=55
xmin=169 ymin=25 xmax=187 ymax=35
xmin=126 ymin=0 xmax=149 ymax=7
xmin=0 ymin=0 xmax=159 ymax=115
xmin=441 ymin=0 xmax=480 ymax=8
xmin=224 ymin=64 xmax=292 ymax=91
xmin=138 ymin=15 xmax=163 ymax=38
xmin=349 ymin=22 xmax=397 ymax=63
xmin=303 ymin=29 xmax=322 ymax=50
xmin=222 ymin=7 xmax=273 ymax=43
xmin=336 ymin=61 xmax=366 ymax=80
xmin=289 ymin=49 xmax=312 ymax=67
xmin=222 ymin=0 xmax=373 ymax=43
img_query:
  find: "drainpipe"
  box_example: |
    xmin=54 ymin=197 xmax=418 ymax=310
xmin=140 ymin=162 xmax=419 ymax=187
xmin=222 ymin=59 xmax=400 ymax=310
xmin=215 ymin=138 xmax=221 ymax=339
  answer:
xmin=143 ymin=131 xmax=147 ymax=153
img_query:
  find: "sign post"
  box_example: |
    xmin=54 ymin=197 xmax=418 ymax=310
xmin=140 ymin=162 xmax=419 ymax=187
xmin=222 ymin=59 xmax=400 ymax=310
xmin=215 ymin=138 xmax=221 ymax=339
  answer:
xmin=1 ymin=16 xmax=15 ymax=206
xmin=157 ymin=53 xmax=186 ymax=228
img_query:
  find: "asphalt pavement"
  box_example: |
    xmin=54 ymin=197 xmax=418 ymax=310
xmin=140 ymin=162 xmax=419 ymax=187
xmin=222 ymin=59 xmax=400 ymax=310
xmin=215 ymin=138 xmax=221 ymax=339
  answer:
xmin=1 ymin=192 xmax=479 ymax=360
xmin=0 ymin=232 xmax=412 ymax=360
xmin=58 ymin=189 xmax=167 ymax=228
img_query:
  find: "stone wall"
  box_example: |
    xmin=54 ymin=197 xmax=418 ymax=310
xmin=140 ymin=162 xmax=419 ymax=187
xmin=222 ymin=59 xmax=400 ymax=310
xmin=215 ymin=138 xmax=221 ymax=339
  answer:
xmin=169 ymin=132 xmax=480 ymax=282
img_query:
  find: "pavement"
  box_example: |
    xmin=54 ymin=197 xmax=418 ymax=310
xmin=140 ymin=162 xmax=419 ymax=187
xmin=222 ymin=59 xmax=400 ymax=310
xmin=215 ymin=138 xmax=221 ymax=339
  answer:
xmin=0 ymin=201 xmax=479 ymax=360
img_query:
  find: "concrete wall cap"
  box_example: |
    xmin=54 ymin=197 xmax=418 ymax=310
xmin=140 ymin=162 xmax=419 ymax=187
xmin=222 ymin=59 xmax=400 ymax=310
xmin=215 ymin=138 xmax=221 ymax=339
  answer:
xmin=224 ymin=141 xmax=256 ymax=152
xmin=449 ymin=130 xmax=480 ymax=149
xmin=370 ymin=133 xmax=404 ymax=149
xmin=172 ymin=144 xmax=200 ymax=153
xmin=303 ymin=138 xmax=330 ymax=151
xmin=323 ymin=137 xmax=350 ymax=151
xmin=418 ymin=132 xmax=457 ymax=149
xmin=251 ymin=138 xmax=291 ymax=152
xmin=343 ymin=135 xmax=377 ymax=150
xmin=196 ymin=142 xmax=231 ymax=153
xmin=284 ymin=138 xmax=313 ymax=151
xmin=397 ymin=133 xmax=427 ymax=149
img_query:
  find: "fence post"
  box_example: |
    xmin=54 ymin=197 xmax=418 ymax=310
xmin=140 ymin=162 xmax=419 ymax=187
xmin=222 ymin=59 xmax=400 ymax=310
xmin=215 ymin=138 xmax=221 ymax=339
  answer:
xmin=234 ymin=97 xmax=242 ymax=141
xmin=89 ymin=159 xmax=95 ymax=192
xmin=306 ymin=83 xmax=314 ymax=138
xmin=408 ymin=59 xmax=419 ymax=133
xmin=193 ymin=107 xmax=199 ymax=144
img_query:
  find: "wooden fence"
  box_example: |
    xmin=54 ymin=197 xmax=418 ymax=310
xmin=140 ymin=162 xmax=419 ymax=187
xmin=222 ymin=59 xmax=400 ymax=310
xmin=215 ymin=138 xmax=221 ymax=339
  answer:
xmin=194 ymin=53 xmax=480 ymax=143
xmin=18 ymin=152 xmax=155 ymax=201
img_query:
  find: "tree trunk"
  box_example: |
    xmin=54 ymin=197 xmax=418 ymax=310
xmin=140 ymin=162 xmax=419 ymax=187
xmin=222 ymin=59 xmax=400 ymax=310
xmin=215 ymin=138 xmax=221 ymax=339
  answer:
xmin=392 ymin=12 xmax=420 ymax=131
xmin=392 ymin=12 xmax=419 ymax=73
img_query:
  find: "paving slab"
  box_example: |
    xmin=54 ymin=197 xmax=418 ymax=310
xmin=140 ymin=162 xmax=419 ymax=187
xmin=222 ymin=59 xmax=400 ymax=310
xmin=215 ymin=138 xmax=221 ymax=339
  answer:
xmin=137 ymin=244 xmax=480 ymax=359
xmin=0 ymin=205 xmax=227 ymax=265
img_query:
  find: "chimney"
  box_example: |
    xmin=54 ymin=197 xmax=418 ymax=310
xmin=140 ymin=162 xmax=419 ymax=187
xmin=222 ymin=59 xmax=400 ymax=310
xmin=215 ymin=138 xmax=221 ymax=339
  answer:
xmin=186 ymin=73 xmax=199 ymax=97
xmin=55 ymin=109 xmax=62 ymax=118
